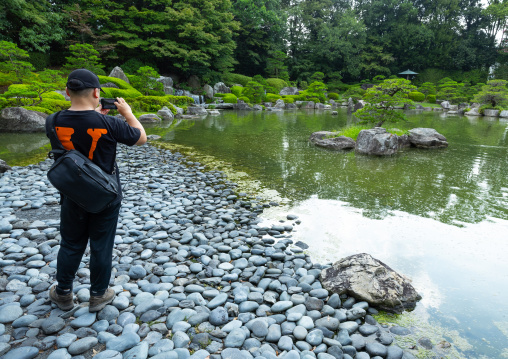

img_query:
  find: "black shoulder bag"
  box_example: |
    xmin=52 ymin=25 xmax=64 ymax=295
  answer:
xmin=45 ymin=111 xmax=119 ymax=213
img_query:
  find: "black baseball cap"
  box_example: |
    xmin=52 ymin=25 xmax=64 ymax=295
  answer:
xmin=66 ymin=69 xmax=105 ymax=93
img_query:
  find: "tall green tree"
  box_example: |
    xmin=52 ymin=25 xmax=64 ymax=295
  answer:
xmin=232 ymin=0 xmax=286 ymax=76
xmin=64 ymin=43 xmax=104 ymax=75
xmin=0 ymin=41 xmax=34 ymax=82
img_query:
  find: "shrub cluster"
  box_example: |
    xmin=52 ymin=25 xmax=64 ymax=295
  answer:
xmin=223 ymin=73 xmax=252 ymax=86
xmin=265 ymin=93 xmax=282 ymax=103
xmin=409 ymin=91 xmax=425 ymax=102
xmin=223 ymin=93 xmax=238 ymax=103
xmin=231 ymin=86 xmax=243 ymax=98
xmin=427 ymin=94 xmax=436 ymax=103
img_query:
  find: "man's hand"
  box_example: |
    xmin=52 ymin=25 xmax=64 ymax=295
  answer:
xmin=95 ymin=104 xmax=110 ymax=115
xmin=115 ymin=97 xmax=133 ymax=117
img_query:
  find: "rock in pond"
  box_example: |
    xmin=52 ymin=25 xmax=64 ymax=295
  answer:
xmin=309 ymin=132 xmax=356 ymax=150
xmin=320 ymin=253 xmax=422 ymax=313
xmin=407 ymin=128 xmax=448 ymax=149
xmin=0 ymin=107 xmax=46 ymax=132
xmin=355 ymin=127 xmax=398 ymax=156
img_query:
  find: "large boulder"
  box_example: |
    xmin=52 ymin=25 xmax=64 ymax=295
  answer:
xmin=309 ymin=132 xmax=355 ymax=150
xmin=320 ymin=253 xmax=422 ymax=313
xmin=499 ymin=110 xmax=508 ymax=118
xmin=483 ymin=109 xmax=499 ymax=117
xmin=0 ymin=107 xmax=46 ymax=132
xmin=279 ymin=87 xmax=299 ymax=96
xmin=315 ymin=103 xmax=325 ymax=109
xmin=302 ymin=101 xmax=315 ymax=109
xmin=253 ymin=105 xmax=263 ymax=111
xmin=285 ymin=103 xmax=297 ymax=110
xmin=440 ymin=101 xmax=450 ymax=109
xmin=235 ymin=101 xmax=253 ymax=111
xmin=464 ymin=108 xmax=481 ymax=116
xmin=203 ymin=84 xmax=214 ymax=99
xmin=138 ymin=114 xmax=161 ymax=123
xmin=157 ymin=106 xmax=174 ymax=121
xmin=408 ymin=128 xmax=448 ymax=149
xmin=157 ymin=76 xmax=174 ymax=95
xmin=355 ymin=127 xmax=399 ymax=156
xmin=109 ymin=66 xmax=129 ymax=83
xmin=214 ymin=82 xmax=231 ymax=94
xmin=187 ymin=106 xmax=208 ymax=116
xmin=274 ymin=99 xmax=285 ymax=109
xmin=0 ymin=159 xmax=11 ymax=173
xmin=354 ymin=100 xmax=367 ymax=112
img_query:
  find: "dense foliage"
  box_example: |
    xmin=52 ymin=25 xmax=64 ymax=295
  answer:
xmin=1 ymin=0 xmax=506 ymax=84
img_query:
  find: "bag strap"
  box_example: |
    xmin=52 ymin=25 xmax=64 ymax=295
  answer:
xmin=46 ymin=111 xmax=67 ymax=159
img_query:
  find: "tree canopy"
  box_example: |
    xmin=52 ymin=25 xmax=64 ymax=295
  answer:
xmin=0 ymin=0 xmax=506 ymax=83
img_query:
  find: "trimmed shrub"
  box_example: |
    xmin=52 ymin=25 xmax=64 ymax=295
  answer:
xmin=37 ymin=99 xmax=71 ymax=112
xmin=265 ymin=93 xmax=282 ymax=103
xmin=22 ymin=106 xmax=52 ymax=114
xmin=214 ymin=93 xmax=225 ymax=98
xmin=101 ymin=87 xmax=143 ymax=99
xmin=283 ymin=97 xmax=294 ymax=104
xmin=238 ymin=96 xmax=250 ymax=103
xmin=266 ymin=78 xmax=288 ymax=92
xmin=223 ymin=73 xmax=252 ymax=86
xmin=129 ymin=96 xmax=177 ymax=113
xmin=328 ymin=92 xmax=340 ymax=100
xmin=427 ymin=94 xmax=436 ymax=103
xmin=409 ymin=91 xmax=425 ymax=102
xmin=41 ymin=92 xmax=65 ymax=100
xmin=231 ymin=86 xmax=244 ymax=97
xmin=342 ymin=86 xmax=365 ymax=102
xmin=283 ymin=94 xmax=304 ymax=102
xmin=223 ymin=93 xmax=238 ymax=103
xmin=98 ymin=76 xmax=136 ymax=90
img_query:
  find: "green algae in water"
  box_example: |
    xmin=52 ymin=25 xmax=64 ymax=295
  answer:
xmin=153 ymin=141 xmax=288 ymax=204
xmin=374 ymin=311 xmax=472 ymax=359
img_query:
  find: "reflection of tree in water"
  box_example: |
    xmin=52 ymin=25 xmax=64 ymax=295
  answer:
xmin=142 ymin=110 xmax=508 ymax=225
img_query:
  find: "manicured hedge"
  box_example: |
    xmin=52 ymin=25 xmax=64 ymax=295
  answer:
xmin=328 ymin=92 xmax=340 ymax=100
xmin=41 ymin=92 xmax=65 ymax=100
xmin=265 ymin=93 xmax=282 ymax=103
xmin=427 ymin=94 xmax=436 ymax=103
xmin=128 ymin=95 xmax=193 ymax=113
xmin=409 ymin=91 xmax=425 ymax=102
xmin=238 ymin=96 xmax=250 ymax=103
xmin=231 ymin=86 xmax=243 ymax=97
xmin=223 ymin=73 xmax=252 ymax=86
xmin=223 ymin=93 xmax=238 ymax=103
xmin=266 ymin=78 xmax=288 ymax=92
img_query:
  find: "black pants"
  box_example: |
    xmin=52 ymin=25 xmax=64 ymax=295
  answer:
xmin=56 ymin=196 xmax=121 ymax=296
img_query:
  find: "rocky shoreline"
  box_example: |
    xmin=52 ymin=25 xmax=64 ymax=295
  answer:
xmin=0 ymin=144 xmax=417 ymax=359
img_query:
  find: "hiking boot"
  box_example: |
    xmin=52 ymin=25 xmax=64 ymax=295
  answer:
xmin=89 ymin=288 xmax=115 ymax=312
xmin=49 ymin=286 xmax=74 ymax=311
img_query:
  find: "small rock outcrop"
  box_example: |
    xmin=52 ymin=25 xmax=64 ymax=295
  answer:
xmin=302 ymin=101 xmax=315 ymax=109
xmin=0 ymin=107 xmax=46 ymax=132
xmin=213 ymin=82 xmax=231 ymax=94
xmin=274 ymin=99 xmax=285 ymax=109
xmin=354 ymin=100 xmax=366 ymax=112
xmin=253 ymin=105 xmax=263 ymax=111
xmin=0 ymin=159 xmax=11 ymax=173
xmin=279 ymin=87 xmax=299 ymax=96
xmin=315 ymin=103 xmax=325 ymax=110
xmin=347 ymin=97 xmax=354 ymax=114
xmin=186 ymin=106 xmax=207 ymax=116
xmin=499 ymin=110 xmax=508 ymax=118
xmin=464 ymin=108 xmax=480 ymax=116
xmin=309 ymin=132 xmax=356 ymax=150
xmin=483 ymin=109 xmax=499 ymax=117
xmin=440 ymin=101 xmax=450 ymax=109
xmin=408 ymin=128 xmax=448 ymax=149
xmin=157 ymin=106 xmax=174 ymax=121
xmin=235 ymin=101 xmax=253 ymax=111
xmin=157 ymin=76 xmax=174 ymax=95
xmin=203 ymin=84 xmax=214 ymax=99
xmin=187 ymin=75 xmax=201 ymax=90
xmin=320 ymin=253 xmax=422 ymax=313
xmin=285 ymin=103 xmax=297 ymax=110
xmin=355 ymin=127 xmax=399 ymax=156
xmin=109 ymin=67 xmax=129 ymax=84
xmin=138 ymin=114 xmax=161 ymax=123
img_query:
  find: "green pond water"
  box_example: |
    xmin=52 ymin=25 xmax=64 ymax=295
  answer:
xmin=2 ymin=108 xmax=508 ymax=358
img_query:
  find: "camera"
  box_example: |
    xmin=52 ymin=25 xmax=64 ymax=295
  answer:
xmin=100 ymin=98 xmax=117 ymax=110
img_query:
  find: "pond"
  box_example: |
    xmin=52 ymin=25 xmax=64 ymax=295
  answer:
xmin=2 ymin=108 xmax=508 ymax=358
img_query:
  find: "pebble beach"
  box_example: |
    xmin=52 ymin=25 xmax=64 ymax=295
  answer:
xmin=0 ymin=143 xmax=415 ymax=359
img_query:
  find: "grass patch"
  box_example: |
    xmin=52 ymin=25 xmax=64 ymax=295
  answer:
xmin=327 ymin=125 xmax=409 ymax=141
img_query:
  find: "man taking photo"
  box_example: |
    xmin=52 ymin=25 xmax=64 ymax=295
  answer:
xmin=46 ymin=68 xmax=147 ymax=312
